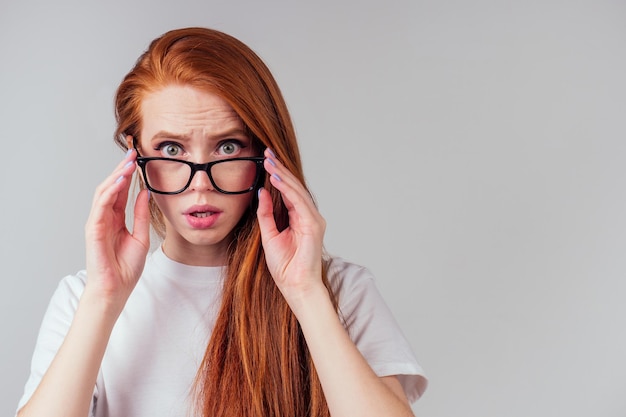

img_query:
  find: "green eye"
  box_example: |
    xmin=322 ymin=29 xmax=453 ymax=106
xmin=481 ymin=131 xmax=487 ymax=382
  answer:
xmin=220 ymin=141 xmax=240 ymax=155
xmin=162 ymin=144 xmax=182 ymax=157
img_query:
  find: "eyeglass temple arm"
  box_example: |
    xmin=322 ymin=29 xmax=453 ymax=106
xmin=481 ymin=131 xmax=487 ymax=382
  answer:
xmin=131 ymin=136 xmax=142 ymax=156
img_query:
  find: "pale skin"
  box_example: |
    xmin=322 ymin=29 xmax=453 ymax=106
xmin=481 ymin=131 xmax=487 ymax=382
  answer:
xmin=18 ymin=85 xmax=415 ymax=417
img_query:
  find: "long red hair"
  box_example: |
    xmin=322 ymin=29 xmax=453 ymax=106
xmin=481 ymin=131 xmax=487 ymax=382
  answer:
xmin=114 ymin=27 xmax=334 ymax=416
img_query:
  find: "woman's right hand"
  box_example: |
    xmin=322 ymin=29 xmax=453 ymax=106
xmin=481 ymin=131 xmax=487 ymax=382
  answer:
xmin=83 ymin=149 xmax=151 ymax=314
xmin=17 ymin=149 xmax=151 ymax=417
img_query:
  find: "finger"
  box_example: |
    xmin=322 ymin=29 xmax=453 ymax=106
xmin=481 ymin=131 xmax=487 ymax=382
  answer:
xmin=112 ymin=166 xmax=137 ymax=214
xmin=266 ymin=175 xmax=326 ymax=251
xmin=263 ymin=151 xmax=318 ymax=216
xmin=91 ymin=150 xmax=137 ymax=201
xmin=263 ymin=149 xmax=310 ymax=198
xmin=266 ymin=170 xmax=322 ymax=232
xmin=91 ymin=167 xmax=134 ymax=216
xmin=256 ymin=187 xmax=280 ymax=242
xmin=131 ymin=189 xmax=151 ymax=248
xmin=87 ymin=152 xmax=137 ymax=226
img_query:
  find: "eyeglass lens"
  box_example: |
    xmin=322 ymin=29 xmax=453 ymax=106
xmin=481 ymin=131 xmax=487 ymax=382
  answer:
xmin=143 ymin=159 xmax=258 ymax=193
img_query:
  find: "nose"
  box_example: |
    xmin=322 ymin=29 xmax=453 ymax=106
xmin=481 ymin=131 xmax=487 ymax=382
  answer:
xmin=188 ymin=168 xmax=215 ymax=192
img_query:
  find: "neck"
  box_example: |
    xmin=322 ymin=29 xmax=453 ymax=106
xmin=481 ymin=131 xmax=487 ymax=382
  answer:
xmin=161 ymin=236 xmax=230 ymax=267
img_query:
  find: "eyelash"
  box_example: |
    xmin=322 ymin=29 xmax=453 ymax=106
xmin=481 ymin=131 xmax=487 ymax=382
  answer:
xmin=153 ymin=139 xmax=248 ymax=156
xmin=154 ymin=141 xmax=185 ymax=157
xmin=218 ymin=140 xmax=246 ymax=153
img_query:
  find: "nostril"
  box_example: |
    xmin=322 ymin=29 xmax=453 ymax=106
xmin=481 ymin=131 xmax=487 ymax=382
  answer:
xmin=189 ymin=170 xmax=214 ymax=192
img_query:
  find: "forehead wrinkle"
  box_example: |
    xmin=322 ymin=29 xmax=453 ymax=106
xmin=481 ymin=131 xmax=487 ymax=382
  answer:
xmin=140 ymin=85 xmax=248 ymax=144
xmin=147 ymin=107 xmax=244 ymax=139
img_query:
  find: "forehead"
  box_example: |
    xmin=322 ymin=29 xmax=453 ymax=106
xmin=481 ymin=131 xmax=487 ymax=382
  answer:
xmin=140 ymin=85 xmax=244 ymax=136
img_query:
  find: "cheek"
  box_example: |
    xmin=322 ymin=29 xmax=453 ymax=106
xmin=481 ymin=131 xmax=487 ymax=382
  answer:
xmin=151 ymin=195 xmax=177 ymax=224
xmin=229 ymin=193 xmax=255 ymax=218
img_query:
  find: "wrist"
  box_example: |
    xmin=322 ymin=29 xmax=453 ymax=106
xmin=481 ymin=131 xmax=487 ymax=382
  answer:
xmin=80 ymin=284 xmax=128 ymax=322
xmin=284 ymin=280 xmax=334 ymax=320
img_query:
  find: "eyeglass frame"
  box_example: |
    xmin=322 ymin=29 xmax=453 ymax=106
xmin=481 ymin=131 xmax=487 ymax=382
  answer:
xmin=132 ymin=137 xmax=265 ymax=195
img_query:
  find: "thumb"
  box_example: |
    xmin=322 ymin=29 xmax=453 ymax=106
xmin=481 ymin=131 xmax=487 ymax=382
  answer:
xmin=132 ymin=189 xmax=151 ymax=248
xmin=256 ymin=187 xmax=279 ymax=243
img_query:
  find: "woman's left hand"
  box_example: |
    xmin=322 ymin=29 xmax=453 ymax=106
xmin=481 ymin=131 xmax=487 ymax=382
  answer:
xmin=257 ymin=152 xmax=415 ymax=417
xmin=256 ymin=148 xmax=327 ymax=307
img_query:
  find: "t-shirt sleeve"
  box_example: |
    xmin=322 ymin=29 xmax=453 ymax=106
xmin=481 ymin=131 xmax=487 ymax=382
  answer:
xmin=328 ymin=258 xmax=428 ymax=403
xmin=15 ymin=272 xmax=97 ymax=417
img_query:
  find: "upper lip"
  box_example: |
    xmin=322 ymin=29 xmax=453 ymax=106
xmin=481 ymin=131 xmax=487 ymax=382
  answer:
xmin=184 ymin=204 xmax=222 ymax=215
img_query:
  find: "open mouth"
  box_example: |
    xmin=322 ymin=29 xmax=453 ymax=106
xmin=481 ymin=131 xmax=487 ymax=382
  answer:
xmin=190 ymin=211 xmax=214 ymax=218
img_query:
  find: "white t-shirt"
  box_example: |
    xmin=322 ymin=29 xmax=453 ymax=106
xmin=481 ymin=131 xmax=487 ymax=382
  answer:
xmin=17 ymin=248 xmax=427 ymax=416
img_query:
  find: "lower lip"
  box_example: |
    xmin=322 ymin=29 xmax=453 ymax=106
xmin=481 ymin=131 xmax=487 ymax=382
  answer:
xmin=185 ymin=212 xmax=221 ymax=229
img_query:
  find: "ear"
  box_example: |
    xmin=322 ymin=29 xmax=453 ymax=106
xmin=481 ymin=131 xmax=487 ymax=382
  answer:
xmin=126 ymin=135 xmax=134 ymax=150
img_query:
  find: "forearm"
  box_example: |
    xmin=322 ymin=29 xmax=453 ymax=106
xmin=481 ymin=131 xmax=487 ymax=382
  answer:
xmin=292 ymin=284 xmax=415 ymax=417
xmin=18 ymin=290 xmax=120 ymax=417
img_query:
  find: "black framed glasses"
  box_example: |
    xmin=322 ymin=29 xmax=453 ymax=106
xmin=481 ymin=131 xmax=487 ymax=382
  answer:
xmin=133 ymin=140 xmax=264 ymax=195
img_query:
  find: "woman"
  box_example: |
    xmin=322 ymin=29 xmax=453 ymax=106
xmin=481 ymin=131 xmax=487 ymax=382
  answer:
xmin=16 ymin=27 xmax=426 ymax=417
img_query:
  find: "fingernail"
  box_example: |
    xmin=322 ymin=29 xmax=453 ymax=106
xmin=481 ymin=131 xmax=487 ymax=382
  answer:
xmin=115 ymin=175 xmax=124 ymax=184
xmin=124 ymin=161 xmax=133 ymax=168
xmin=272 ymin=173 xmax=282 ymax=182
xmin=257 ymin=187 xmax=263 ymax=198
xmin=267 ymin=157 xmax=276 ymax=167
xmin=267 ymin=148 xmax=276 ymax=158
xmin=147 ymin=190 xmax=151 ymax=199
xmin=125 ymin=149 xmax=133 ymax=157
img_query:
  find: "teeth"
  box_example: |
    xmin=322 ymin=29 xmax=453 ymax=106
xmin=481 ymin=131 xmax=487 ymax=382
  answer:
xmin=192 ymin=212 xmax=213 ymax=218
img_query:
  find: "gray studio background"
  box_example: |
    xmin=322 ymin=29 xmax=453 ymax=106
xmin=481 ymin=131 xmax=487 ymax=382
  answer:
xmin=2 ymin=1 xmax=625 ymax=416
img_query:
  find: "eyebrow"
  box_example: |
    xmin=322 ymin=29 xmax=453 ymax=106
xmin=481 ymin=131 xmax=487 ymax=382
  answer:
xmin=148 ymin=128 xmax=250 ymax=143
xmin=149 ymin=131 xmax=190 ymax=143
